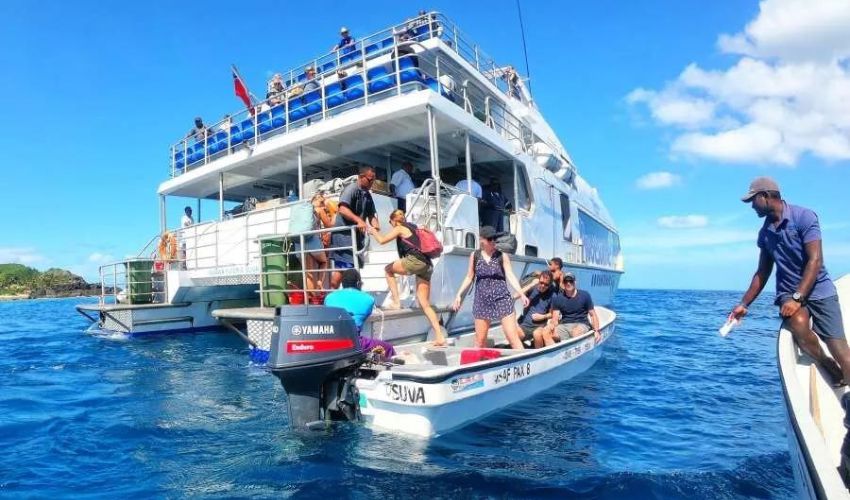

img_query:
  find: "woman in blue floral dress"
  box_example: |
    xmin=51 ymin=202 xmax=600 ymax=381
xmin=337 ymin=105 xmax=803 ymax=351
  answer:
xmin=452 ymin=226 xmax=529 ymax=349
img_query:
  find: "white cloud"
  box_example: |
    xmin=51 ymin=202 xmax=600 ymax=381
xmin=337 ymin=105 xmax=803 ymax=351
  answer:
xmin=88 ymin=252 xmax=115 ymax=263
xmin=0 ymin=247 xmax=46 ymax=266
xmin=635 ymin=171 xmax=682 ymax=190
xmin=656 ymin=215 xmax=710 ymax=229
xmin=717 ymin=0 xmax=850 ymax=61
xmin=627 ymin=0 xmax=850 ymax=166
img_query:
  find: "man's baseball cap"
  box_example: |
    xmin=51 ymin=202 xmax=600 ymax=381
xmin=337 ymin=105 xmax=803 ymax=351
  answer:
xmin=741 ymin=177 xmax=780 ymax=202
xmin=563 ymin=272 xmax=575 ymax=282
xmin=340 ymin=26 xmax=349 ymax=34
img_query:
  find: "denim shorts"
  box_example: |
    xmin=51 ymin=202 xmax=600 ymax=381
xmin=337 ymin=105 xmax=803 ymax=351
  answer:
xmin=806 ymin=295 xmax=846 ymax=341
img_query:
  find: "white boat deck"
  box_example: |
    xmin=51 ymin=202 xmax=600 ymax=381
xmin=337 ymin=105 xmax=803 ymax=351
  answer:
xmin=779 ymin=274 xmax=850 ymax=499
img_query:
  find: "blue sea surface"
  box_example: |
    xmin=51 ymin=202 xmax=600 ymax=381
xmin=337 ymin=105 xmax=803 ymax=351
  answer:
xmin=0 ymin=290 xmax=796 ymax=498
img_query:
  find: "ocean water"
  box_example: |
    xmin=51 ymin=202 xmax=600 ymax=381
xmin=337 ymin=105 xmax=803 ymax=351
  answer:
xmin=0 ymin=290 xmax=796 ymax=498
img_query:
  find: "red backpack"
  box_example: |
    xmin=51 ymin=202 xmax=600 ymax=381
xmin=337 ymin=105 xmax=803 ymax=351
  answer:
xmin=403 ymin=225 xmax=443 ymax=259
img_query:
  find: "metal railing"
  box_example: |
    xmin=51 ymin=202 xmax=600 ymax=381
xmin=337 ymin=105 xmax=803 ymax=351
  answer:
xmin=168 ymin=11 xmax=548 ymax=177
xmin=256 ymin=225 xmax=368 ymax=307
xmin=98 ymin=258 xmax=169 ymax=306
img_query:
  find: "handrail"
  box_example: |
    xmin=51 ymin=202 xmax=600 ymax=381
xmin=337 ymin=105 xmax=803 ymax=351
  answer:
xmin=256 ymin=225 xmax=369 ymax=306
xmin=167 ymin=11 xmax=547 ymax=178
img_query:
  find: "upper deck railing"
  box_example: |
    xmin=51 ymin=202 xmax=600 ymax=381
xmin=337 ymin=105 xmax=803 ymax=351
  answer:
xmin=168 ymin=12 xmax=539 ymax=178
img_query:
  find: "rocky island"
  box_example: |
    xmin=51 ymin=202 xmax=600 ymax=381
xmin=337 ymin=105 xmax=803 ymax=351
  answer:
xmin=0 ymin=263 xmax=105 ymax=300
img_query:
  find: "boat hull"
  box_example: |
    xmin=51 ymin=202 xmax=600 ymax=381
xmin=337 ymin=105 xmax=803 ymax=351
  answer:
xmin=356 ymin=313 xmax=614 ymax=438
xmin=777 ymin=273 xmax=850 ymax=500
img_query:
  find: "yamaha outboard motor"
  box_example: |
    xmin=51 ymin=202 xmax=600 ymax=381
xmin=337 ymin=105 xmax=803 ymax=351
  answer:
xmin=267 ymin=305 xmax=365 ymax=431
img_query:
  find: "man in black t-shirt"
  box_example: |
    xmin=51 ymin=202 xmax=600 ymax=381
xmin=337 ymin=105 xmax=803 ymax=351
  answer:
xmin=517 ymin=271 xmax=556 ymax=348
xmin=543 ymin=272 xmax=601 ymax=345
xmin=330 ymin=165 xmax=379 ymax=288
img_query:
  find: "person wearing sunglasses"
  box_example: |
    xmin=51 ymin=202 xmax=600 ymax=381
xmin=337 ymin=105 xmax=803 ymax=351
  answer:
xmin=516 ymin=270 xmax=556 ymax=348
xmin=544 ymin=273 xmax=601 ymax=345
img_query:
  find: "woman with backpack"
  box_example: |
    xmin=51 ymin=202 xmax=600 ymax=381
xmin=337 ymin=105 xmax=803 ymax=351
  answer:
xmin=369 ymin=209 xmax=446 ymax=346
xmin=451 ymin=226 xmax=529 ymax=349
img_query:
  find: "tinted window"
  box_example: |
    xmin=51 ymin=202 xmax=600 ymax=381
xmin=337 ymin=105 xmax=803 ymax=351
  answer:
xmin=577 ymin=210 xmax=620 ymax=267
xmin=515 ymin=163 xmax=531 ymax=210
xmin=559 ymin=193 xmax=571 ymax=241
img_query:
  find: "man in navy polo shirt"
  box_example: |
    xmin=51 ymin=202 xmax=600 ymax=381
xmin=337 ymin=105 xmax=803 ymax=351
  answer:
xmin=544 ymin=273 xmax=601 ymax=345
xmin=730 ymin=177 xmax=849 ymax=386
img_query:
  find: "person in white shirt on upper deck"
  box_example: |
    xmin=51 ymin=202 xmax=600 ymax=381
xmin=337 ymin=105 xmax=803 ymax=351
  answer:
xmin=181 ymin=206 xmax=194 ymax=228
xmin=390 ymin=161 xmax=416 ymax=211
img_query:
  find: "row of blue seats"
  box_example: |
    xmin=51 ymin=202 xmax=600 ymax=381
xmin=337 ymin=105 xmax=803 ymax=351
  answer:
xmin=282 ymin=23 xmax=435 ymax=86
xmin=174 ymin=58 xmax=445 ymax=170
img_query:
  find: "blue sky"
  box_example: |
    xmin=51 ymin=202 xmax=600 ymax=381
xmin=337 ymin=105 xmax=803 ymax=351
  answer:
xmin=1 ymin=0 xmax=848 ymax=290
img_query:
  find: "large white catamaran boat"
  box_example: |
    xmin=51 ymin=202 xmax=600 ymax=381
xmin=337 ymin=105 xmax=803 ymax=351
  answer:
xmin=76 ymin=12 xmax=623 ymax=362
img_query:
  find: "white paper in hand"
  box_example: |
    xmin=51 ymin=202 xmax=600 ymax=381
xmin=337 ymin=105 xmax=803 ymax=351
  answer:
xmin=719 ymin=318 xmax=738 ymax=337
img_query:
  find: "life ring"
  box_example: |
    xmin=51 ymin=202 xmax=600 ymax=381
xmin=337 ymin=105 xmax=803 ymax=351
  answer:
xmin=158 ymin=232 xmax=179 ymax=261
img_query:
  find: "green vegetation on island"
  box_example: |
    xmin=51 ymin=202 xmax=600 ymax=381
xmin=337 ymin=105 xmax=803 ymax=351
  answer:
xmin=0 ymin=263 xmax=101 ymax=299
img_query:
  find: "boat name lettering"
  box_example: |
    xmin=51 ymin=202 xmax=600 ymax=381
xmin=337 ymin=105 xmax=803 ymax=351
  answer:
xmin=290 ymin=324 xmax=335 ymax=336
xmin=493 ymin=363 xmax=532 ymax=384
xmin=384 ymin=383 xmax=425 ymax=404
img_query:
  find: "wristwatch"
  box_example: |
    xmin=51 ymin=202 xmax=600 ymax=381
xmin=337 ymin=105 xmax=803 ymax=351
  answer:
xmin=792 ymin=292 xmax=805 ymax=304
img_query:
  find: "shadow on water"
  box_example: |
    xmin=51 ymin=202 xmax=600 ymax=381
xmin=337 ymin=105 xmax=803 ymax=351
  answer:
xmin=0 ymin=293 xmax=797 ymax=498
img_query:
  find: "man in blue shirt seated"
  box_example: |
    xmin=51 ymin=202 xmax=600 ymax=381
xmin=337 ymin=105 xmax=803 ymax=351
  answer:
xmin=730 ymin=177 xmax=849 ymax=386
xmin=517 ymin=270 xmax=556 ymax=348
xmin=325 ymin=269 xmax=395 ymax=358
xmin=544 ymin=273 xmax=601 ymax=345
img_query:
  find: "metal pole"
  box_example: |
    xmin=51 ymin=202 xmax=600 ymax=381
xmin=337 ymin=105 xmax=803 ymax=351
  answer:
xmin=197 ymin=198 xmax=201 ymax=223
xmin=297 ymin=146 xmax=304 ymax=200
xmin=426 ymin=106 xmax=442 ymax=232
xmin=159 ymin=195 xmax=166 ymax=233
xmin=219 ymin=172 xmax=225 ymax=220
xmin=465 ymin=132 xmax=472 ymax=195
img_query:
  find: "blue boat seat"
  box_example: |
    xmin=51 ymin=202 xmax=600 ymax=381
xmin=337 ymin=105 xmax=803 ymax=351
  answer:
xmin=424 ymin=77 xmax=454 ymax=101
xmin=340 ymin=49 xmax=362 ymax=65
xmin=303 ymin=89 xmax=322 ymax=116
xmin=288 ymin=97 xmax=307 ymax=122
xmin=367 ymin=66 xmax=396 ymax=93
xmin=364 ymin=43 xmax=379 ymax=55
xmin=398 ymin=55 xmax=423 ymax=84
xmin=343 ymin=74 xmax=364 ymax=101
xmin=229 ymin=125 xmax=243 ymax=145
xmin=325 ymin=82 xmax=345 ymax=109
xmin=321 ymin=61 xmax=336 ymax=73
xmin=271 ymin=105 xmax=286 ymax=128
xmin=381 ymin=37 xmax=394 ymax=48
xmin=189 ymin=142 xmax=205 ymax=164
xmin=209 ymin=131 xmax=228 ymax=153
xmin=257 ymin=111 xmax=273 ymax=134
xmin=174 ymin=149 xmax=185 ymax=170
xmin=240 ymin=118 xmax=256 ymax=142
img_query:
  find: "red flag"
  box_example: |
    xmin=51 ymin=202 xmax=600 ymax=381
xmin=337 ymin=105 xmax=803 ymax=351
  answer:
xmin=232 ymin=65 xmax=254 ymax=115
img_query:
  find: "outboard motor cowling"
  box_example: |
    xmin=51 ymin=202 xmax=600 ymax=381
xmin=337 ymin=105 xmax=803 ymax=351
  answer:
xmin=268 ymin=305 xmax=365 ymax=431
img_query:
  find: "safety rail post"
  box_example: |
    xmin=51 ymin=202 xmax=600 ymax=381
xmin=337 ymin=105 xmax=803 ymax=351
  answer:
xmin=474 ymin=45 xmax=480 ymax=70
xmin=253 ymin=105 xmax=259 ymax=146
xmin=113 ymin=265 xmax=118 ymax=303
xmin=284 ymin=89 xmax=290 ymax=133
xmin=99 ymin=266 xmax=105 ymax=305
xmin=321 ymin=74 xmax=327 ymax=120
xmin=300 ymin=233 xmax=308 ymax=297
xmin=214 ymin=224 xmax=219 ymax=268
xmin=361 ymin=40 xmax=369 ymax=106
xmin=244 ymin=214 xmax=250 ymax=266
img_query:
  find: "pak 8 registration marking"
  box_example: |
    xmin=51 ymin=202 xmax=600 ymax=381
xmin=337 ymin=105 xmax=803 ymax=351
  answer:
xmin=493 ymin=362 xmax=532 ymax=384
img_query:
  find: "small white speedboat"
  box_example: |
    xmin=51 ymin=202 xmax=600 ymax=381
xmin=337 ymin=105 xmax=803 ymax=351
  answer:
xmin=265 ymin=304 xmax=615 ymax=438
xmin=779 ymin=274 xmax=850 ymax=499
